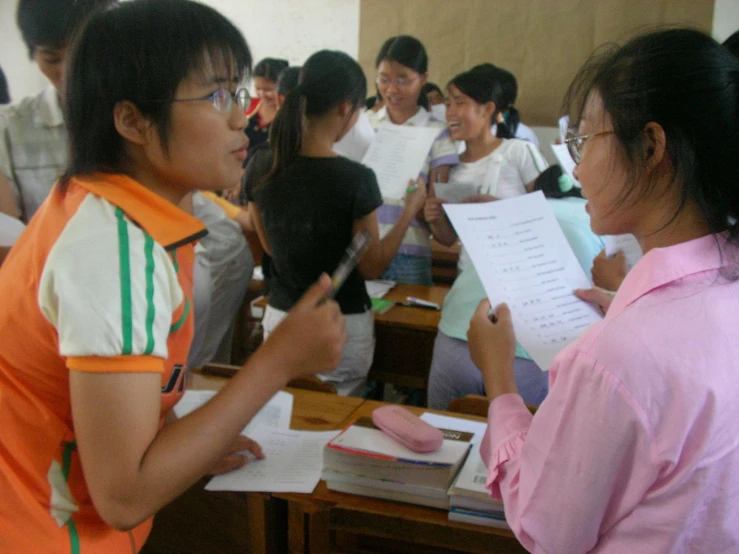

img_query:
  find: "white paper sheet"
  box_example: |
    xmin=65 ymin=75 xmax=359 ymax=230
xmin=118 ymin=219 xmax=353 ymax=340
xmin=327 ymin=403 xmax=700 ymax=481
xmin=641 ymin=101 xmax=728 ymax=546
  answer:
xmin=205 ymin=429 xmax=339 ymax=493
xmin=550 ymin=143 xmax=581 ymax=187
xmin=604 ymin=234 xmax=642 ymax=270
xmin=333 ymin=110 xmax=376 ymax=163
xmin=361 ymin=123 xmax=440 ymax=199
xmin=433 ymin=182 xmax=477 ymax=204
xmin=443 ymin=192 xmax=603 ymax=371
xmin=174 ymin=389 xmax=293 ymax=435
xmin=365 ymin=279 xmax=396 ymax=299
xmin=0 ymin=213 xmax=25 ymax=247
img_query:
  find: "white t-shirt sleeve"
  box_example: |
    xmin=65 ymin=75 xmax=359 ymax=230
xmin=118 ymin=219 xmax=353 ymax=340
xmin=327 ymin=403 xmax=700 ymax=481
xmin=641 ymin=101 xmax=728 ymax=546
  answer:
xmin=38 ymin=195 xmax=182 ymax=363
xmin=516 ymin=140 xmax=549 ymax=186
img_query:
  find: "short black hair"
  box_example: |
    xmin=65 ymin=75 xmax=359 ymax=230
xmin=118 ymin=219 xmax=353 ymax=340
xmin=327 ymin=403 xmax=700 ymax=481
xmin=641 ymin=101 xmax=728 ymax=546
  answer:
xmin=375 ymin=35 xmax=429 ymax=109
xmin=16 ymin=0 xmax=117 ymax=58
xmin=62 ymin=0 xmax=252 ymax=182
xmin=254 ymin=58 xmax=289 ymax=83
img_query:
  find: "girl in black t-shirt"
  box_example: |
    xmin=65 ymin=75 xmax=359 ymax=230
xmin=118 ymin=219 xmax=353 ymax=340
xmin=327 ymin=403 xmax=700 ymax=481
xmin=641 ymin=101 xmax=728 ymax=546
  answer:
xmin=252 ymin=50 xmax=426 ymax=396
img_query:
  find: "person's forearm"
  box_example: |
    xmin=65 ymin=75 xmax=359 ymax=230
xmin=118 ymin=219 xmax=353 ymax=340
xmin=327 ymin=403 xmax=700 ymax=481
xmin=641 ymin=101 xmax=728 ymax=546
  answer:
xmin=91 ymin=354 xmax=287 ymax=530
xmin=361 ymin=210 xmax=416 ymax=278
xmin=428 ymin=217 xmax=457 ymax=246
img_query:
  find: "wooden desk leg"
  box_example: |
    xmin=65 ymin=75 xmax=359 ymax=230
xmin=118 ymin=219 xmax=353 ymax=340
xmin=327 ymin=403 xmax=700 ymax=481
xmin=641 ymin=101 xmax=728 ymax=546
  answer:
xmin=247 ymin=493 xmax=286 ymax=554
xmin=287 ymin=500 xmax=332 ymax=554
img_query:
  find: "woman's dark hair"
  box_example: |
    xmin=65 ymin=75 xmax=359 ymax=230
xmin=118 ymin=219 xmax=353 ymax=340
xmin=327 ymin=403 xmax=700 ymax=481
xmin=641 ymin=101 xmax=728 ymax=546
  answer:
xmin=17 ymin=0 xmax=117 ymax=58
xmin=421 ymin=82 xmax=442 ymax=97
xmin=254 ymin=58 xmax=289 ymax=83
xmin=533 ymin=165 xmax=582 ymax=199
xmin=448 ymin=67 xmax=512 ymax=138
xmin=564 ymin=28 xmax=739 ymax=247
xmin=375 ymin=35 xmax=429 ymax=110
xmin=267 ymin=50 xmax=366 ymax=180
xmin=494 ymin=67 xmax=520 ymax=135
xmin=723 ymin=30 xmax=739 ymax=58
xmin=61 ymin=0 xmax=252 ymax=183
xmin=0 ymin=66 xmax=9 ymax=105
xmin=276 ymin=66 xmax=301 ymax=95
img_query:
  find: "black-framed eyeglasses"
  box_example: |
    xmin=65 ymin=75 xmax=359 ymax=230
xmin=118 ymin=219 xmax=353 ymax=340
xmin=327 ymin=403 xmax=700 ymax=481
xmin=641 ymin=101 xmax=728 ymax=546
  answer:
xmin=564 ymin=128 xmax=614 ymax=164
xmin=171 ymin=87 xmax=250 ymax=114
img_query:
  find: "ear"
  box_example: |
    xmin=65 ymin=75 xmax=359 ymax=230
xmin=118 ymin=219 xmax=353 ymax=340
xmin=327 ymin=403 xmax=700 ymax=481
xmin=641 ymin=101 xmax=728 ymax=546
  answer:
xmin=482 ymin=101 xmax=496 ymax=122
xmin=337 ymin=99 xmax=353 ymax=117
xmin=642 ymin=121 xmax=667 ymax=172
xmin=113 ymin=100 xmax=155 ymax=147
xmin=420 ymin=72 xmax=429 ymax=88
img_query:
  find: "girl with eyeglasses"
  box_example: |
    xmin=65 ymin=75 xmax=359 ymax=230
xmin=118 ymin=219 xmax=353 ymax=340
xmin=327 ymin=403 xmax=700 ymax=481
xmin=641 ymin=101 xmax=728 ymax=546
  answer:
xmin=469 ymin=29 xmax=739 ymax=552
xmin=367 ymin=35 xmax=459 ymax=285
xmin=424 ymin=67 xmax=601 ymax=411
xmin=0 ymin=2 xmax=347 ymax=551
xmin=250 ymin=50 xmax=427 ymax=397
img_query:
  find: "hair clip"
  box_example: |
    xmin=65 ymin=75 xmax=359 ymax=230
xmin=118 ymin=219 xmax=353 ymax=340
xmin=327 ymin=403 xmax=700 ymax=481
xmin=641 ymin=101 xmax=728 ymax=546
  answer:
xmin=558 ymin=174 xmax=574 ymax=194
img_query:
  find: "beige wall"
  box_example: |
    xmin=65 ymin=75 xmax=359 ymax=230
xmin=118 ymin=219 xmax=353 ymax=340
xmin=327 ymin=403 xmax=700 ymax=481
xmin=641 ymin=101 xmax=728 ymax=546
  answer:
xmin=359 ymin=0 xmax=715 ymax=126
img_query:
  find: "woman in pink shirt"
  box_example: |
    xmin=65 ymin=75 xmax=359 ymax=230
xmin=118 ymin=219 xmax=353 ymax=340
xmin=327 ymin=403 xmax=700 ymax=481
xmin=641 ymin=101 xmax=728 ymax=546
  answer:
xmin=468 ymin=29 xmax=739 ymax=553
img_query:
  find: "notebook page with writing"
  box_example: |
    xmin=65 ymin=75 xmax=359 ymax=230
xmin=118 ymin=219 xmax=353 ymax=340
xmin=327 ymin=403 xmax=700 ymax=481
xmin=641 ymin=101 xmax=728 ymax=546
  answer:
xmin=444 ymin=192 xmax=602 ymax=371
xmin=362 ymin=123 xmax=440 ymax=199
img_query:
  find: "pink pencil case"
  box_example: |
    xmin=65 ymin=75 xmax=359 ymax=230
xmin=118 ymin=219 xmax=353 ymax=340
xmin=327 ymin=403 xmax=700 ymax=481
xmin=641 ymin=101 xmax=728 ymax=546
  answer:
xmin=371 ymin=405 xmax=444 ymax=453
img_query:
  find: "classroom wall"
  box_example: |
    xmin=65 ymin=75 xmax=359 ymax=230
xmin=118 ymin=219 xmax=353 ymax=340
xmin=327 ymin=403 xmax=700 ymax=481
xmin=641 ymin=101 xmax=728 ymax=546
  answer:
xmin=1 ymin=0 xmax=738 ymax=129
xmin=358 ymin=0 xmax=717 ymax=127
xmin=714 ymin=0 xmax=739 ymax=42
xmin=0 ymin=0 xmax=360 ymax=102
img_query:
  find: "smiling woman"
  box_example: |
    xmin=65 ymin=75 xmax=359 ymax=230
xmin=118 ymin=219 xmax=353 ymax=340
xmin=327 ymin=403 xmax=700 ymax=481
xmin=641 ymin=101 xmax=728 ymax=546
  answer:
xmin=366 ymin=35 xmax=460 ymax=285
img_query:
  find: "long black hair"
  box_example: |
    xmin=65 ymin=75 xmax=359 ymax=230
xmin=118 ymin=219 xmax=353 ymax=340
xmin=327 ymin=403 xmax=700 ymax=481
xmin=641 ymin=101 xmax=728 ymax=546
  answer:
xmin=375 ymin=35 xmax=429 ymax=110
xmin=267 ymin=50 xmax=366 ymax=180
xmin=564 ymin=28 xmax=739 ymax=249
xmin=448 ymin=67 xmax=511 ymax=138
xmin=61 ymin=0 xmax=252 ymax=183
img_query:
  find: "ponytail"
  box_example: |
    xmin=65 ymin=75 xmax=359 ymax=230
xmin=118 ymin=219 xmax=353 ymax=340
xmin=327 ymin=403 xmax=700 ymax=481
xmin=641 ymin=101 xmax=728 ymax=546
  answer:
xmin=262 ymin=50 xmax=366 ymax=185
xmin=504 ymin=106 xmax=520 ymax=136
xmin=265 ymin=87 xmax=306 ymax=183
xmin=495 ymin=119 xmax=514 ymax=139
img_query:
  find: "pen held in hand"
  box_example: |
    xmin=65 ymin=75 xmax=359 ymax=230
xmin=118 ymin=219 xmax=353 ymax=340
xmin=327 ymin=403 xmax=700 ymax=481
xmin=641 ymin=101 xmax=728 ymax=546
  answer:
xmin=326 ymin=230 xmax=372 ymax=301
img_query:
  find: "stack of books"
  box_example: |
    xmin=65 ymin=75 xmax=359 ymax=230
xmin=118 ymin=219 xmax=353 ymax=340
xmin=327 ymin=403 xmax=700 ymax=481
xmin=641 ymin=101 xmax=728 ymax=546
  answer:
xmin=447 ymin=441 xmax=509 ymax=529
xmin=322 ymin=417 xmax=474 ymax=509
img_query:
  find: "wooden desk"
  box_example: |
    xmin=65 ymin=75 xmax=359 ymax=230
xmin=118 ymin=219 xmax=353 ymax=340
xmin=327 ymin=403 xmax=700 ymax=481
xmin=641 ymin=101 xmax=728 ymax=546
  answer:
xmin=275 ymin=400 xmax=525 ymax=554
xmin=141 ymin=379 xmax=363 ymax=554
xmin=368 ymin=284 xmax=448 ymax=394
xmin=250 ymin=284 xmax=449 ymax=395
xmin=431 ymin=239 xmax=461 ymax=285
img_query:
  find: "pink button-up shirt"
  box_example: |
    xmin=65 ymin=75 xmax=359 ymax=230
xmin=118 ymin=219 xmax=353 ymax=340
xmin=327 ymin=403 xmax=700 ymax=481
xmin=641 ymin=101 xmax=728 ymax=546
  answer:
xmin=481 ymin=233 xmax=739 ymax=553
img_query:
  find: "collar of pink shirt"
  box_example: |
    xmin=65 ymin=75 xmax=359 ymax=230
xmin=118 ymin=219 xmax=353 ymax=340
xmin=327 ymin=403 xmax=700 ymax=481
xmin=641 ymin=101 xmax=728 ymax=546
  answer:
xmin=607 ymin=232 xmax=736 ymax=317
